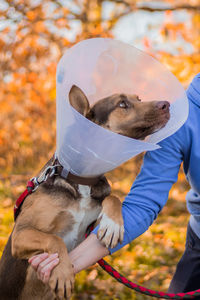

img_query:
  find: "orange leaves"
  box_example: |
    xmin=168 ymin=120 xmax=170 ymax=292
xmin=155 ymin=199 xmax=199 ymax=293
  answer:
xmin=26 ymin=11 xmax=37 ymax=21
xmin=49 ymin=88 xmax=56 ymax=101
xmin=0 ymin=60 xmax=56 ymax=173
xmin=47 ymin=62 xmax=56 ymax=74
xmin=14 ymin=120 xmax=25 ymax=132
xmin=7 ymin=81 xmax=18 ymax=94
xmin=61 ymin=7 xmax=69 ymax=15
xmin=34 ymin=21 xmax=46 ymax=33
xmin=192 ymin=13 xmax=200 ymax=29
xmin=143 ymin=37 xmax=151 ymax=51
xmin=56 ymin=18 xmax=69 ymax=28
xmin=165 ymin=10 xmax=172 ymax=17
xmin=14 ymin=120 xmax=31 ymax=143
xmin=0 ymin=130 xmax=6 ymax=146
xmin=160 ymin=53 xmax=200 ymax=87
xmin=0 ymin=38 xmax=5 ymax=49
xmin=27 ymin=72 xmax=37 ymax=83
xmin=1 ymin=27 xmax=10 ymax=34
xmin=0 ymin=101 xmax=12 ymax=114
xmin=161 ymin=21 xmax=186 ymax=41
xmin=26 ymin=6 xmax=44 ymax=22
xmin=41 ymin=130 xmax=51 ymax=143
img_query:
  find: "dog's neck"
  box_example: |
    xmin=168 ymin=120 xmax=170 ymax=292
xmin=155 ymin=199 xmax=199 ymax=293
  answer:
xmin=39 ymin=155 xmax=101 ymax=187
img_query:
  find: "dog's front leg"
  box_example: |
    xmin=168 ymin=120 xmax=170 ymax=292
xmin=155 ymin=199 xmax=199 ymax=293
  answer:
xmin=12 ymin=228 xmax=74 ymax=299
xmin=97 ymin=195 xmax=124 ymax=249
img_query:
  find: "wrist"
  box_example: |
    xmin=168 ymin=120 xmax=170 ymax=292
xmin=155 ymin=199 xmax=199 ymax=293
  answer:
xmin=69 ymin=233 xmax=109 ymax=274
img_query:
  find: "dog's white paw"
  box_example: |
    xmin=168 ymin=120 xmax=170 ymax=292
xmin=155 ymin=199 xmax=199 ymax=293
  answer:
xmin=97 ymin=212 xmax=124 ymax=249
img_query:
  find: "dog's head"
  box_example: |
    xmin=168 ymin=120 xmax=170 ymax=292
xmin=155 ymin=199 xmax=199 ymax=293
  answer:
xmin=69 ymin=85 xmax=170 ymax=140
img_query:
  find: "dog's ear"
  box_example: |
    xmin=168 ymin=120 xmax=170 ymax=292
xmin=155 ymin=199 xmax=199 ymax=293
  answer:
xmin=69 ymin=85 xmax=90 ymax=117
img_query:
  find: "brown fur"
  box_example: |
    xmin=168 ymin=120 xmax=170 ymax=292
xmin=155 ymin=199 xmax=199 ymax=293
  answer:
xmin=90 ymin=93 xmax=170 ymax=139
xmin=0 ymin=85 xmax=170 ymax=300
xmin=0 ymin=235 xmax=28 ymax=300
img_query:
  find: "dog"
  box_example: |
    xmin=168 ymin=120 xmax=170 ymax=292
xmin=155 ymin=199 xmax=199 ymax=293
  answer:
xmin=0 ymin=85 xmax=170 ymax=300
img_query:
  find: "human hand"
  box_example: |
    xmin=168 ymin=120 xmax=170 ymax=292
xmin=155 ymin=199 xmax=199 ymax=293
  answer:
xmin=28 ymin=252 xmax=59 ymax=283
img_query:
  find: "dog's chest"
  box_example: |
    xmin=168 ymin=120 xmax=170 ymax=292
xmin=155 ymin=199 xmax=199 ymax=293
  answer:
xmin=63 ymin=185 xmax=101 ymax=252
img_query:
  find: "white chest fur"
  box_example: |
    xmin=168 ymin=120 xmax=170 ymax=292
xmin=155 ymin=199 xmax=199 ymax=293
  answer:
xmin=63 ymin=184 xmax=101 ymax=252
xmin=78 ymin=185 xmax=91 ymax=206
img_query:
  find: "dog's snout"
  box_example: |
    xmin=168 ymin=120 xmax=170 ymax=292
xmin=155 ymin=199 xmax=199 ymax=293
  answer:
xmin=156 ymin=101 xmax=170 ymax=111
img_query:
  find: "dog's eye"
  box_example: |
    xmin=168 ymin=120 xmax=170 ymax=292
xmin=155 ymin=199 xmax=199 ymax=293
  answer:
xmin=119 ymin=100 xmax=129 ymax=109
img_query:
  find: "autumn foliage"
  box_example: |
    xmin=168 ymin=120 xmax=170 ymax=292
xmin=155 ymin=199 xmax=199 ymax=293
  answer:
xmin=0 ymin=0 xmax=200 ymax=299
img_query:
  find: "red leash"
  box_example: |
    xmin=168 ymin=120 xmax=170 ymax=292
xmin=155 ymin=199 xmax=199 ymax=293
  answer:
xmin=97 ymin=258 xmax=200 ymax=299
xmin=85 ymin=231 xmax=200 ymax=299
xmin=15 ymin=181 xmax=200 ymax=299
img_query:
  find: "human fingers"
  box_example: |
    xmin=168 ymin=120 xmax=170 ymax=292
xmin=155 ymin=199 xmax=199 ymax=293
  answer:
xmin=38 ymin=257 xmax=60 ymax=283
xmin=37 ymin=253 xmax=59 ymax=271
xmin=28 ymin=252 xmax=49 ymax=270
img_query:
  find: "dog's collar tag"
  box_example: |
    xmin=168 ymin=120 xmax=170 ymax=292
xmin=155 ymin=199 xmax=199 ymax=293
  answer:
xmin=56 ymin=38 xmax=189 ymax=177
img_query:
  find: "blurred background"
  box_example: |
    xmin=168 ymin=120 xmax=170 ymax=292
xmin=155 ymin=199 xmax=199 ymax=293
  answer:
xmin=0 ymin=0 xmax=199 ymax=299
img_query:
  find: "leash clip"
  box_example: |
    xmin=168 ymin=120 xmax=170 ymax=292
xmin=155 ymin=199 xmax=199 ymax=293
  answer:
xmin=31 ymin=165 xmax=60 ymax=191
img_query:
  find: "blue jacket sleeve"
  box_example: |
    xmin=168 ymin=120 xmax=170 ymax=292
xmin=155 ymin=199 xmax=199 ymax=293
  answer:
xmin=92 ymin=128 xmax=184 ymax=254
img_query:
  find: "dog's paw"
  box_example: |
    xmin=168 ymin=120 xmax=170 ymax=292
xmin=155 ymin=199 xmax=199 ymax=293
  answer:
xmin=97 ymin=211 xmax=124 ymax=249
xmin=49 ymin=262 xmax=74 ymax=300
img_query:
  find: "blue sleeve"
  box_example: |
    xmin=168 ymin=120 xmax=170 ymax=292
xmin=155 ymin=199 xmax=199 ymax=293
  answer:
xmin=92 ymin=129 xmax=184 ymax=254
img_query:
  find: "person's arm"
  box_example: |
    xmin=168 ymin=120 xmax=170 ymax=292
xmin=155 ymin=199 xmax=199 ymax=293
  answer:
xmin=29 ymin=127 xmax=185 ymax=278
xmin=29 ymin=233 xmax=108 ymax=279
xmin=93 ymin=128 xmax=185 ymax=254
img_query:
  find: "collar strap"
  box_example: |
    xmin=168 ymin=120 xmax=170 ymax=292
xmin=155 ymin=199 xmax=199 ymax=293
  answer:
xmin=66 ymin=171 xmax=100 ymax=186
xmin=54 ymin=163 xmax=100 ymax=186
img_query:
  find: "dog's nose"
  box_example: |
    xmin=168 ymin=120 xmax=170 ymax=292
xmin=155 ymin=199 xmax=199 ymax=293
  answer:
xmin=156 ymin=101 xmax=170 ymax=111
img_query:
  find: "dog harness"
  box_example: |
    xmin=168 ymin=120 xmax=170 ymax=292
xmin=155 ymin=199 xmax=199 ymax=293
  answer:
xmin=14 ymin=157 xmax=100 ymax=221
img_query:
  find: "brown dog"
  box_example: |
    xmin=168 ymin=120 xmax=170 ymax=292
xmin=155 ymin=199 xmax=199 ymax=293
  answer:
xmin=0 ymin=86 xmax=170 ymax=300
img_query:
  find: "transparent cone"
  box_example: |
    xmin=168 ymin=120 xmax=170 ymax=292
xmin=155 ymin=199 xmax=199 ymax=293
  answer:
xmin=56 ymin=38 xmax=188 ymax=177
